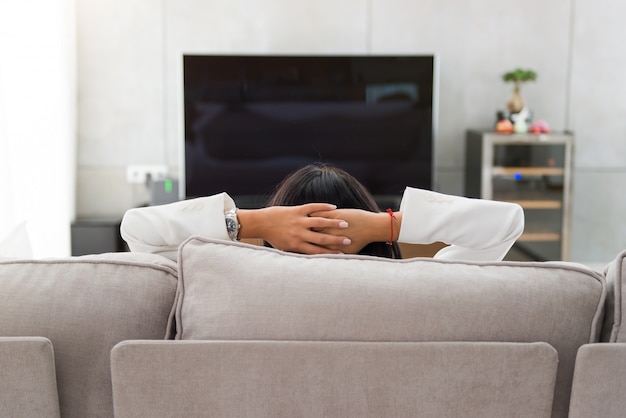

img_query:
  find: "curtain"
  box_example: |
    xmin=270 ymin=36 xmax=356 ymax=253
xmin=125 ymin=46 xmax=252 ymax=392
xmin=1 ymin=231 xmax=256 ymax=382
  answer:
xmin=0 ymin=0 xmax=76 ymax=258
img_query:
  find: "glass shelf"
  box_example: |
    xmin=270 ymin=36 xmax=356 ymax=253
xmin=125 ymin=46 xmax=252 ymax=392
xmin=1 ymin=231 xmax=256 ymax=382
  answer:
xmin=519 ymin=232 xmax=561 ymax=242
xmin=492 ymin=167 xmax=565 ymax=176
xmin=465 ymin=130 xmax=573 ymax=261
xmin=500 ymin=200 xmax=561 ymax=210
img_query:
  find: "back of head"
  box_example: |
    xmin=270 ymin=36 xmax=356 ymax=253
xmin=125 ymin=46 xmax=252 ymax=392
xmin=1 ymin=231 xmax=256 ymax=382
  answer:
xmin=267 ymin=164 xmax=401 ymax=259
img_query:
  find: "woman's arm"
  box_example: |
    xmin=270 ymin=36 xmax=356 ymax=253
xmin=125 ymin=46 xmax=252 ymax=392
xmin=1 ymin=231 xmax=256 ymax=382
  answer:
xmin=237 ymin=205 xmax=351 ymax=254
xmin=397 ymin=187 xmax=524 ymax=261
xmin=120 ymin=193 xmax=234 ymax=260
xmin=316 ymin=187 xmax=524 ymax=262
xmin=120 ymin=193 xmax=351 ymax=261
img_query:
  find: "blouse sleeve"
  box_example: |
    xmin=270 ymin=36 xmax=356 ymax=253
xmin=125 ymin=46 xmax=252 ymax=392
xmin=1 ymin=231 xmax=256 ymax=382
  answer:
xmin=120 ymin=192 xmax=235 ymax=261
xmin=397 ymin=187 xmax=524 ymax=262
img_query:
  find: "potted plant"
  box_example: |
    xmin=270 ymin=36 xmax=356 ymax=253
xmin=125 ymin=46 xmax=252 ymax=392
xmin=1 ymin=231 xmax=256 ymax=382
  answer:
xmin=502 ymin=68 xmax=537 ymax=113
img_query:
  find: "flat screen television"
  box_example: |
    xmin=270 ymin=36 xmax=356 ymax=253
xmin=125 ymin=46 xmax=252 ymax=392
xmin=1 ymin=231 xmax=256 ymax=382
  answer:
xmin=181 ymin=54 xmax=437 ymax=209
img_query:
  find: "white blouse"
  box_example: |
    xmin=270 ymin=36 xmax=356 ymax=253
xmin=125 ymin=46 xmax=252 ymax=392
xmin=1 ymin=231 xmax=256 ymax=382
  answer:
xmin=120 ymin=187 xmax=524 ymax=262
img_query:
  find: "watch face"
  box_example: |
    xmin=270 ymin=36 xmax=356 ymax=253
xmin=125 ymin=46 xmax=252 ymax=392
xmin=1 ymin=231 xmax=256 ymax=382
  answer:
xmin=226 ymin=217 xmax=238 ymax=239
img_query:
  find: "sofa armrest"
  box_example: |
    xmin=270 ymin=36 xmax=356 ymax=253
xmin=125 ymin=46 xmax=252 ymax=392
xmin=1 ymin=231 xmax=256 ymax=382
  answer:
xmin=112 ymin=340 xmax=557 ymax=418
xmin=0 ymin=337 xmax=60 ymax=418
xmin=570 ymin=343 xmax=626 ymax=417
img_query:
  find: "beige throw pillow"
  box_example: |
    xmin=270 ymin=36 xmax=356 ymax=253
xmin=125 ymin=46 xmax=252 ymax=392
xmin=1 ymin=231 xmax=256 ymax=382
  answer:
xmin=176 ymin=237 xmax=605 ymax=344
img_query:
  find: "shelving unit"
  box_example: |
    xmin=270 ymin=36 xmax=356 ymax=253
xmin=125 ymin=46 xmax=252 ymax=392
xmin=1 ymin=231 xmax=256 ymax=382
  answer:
xmin=465 ymin=130 xmax=573 ymax=261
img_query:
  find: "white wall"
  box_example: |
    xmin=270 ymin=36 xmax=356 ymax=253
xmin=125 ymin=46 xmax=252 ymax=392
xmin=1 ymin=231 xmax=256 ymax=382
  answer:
xmin=0 ymin=0 xmax=76 ymax=258
xmin=76 ymin=0 xmax=626 ymax=263
xmin=568 ymin=0 xmax=626 ymax=263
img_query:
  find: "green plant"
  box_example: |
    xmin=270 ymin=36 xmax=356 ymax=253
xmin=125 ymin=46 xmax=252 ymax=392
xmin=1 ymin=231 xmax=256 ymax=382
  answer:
xmin=502 ymin=68 xmax=537 ymax=113
xmin=502 ymin=68 xmax=537 ymax=84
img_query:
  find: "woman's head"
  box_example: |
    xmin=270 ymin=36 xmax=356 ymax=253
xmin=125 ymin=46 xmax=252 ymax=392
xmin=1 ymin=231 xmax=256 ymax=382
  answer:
xmin=266 ymin=163 xmax=401 ymax=259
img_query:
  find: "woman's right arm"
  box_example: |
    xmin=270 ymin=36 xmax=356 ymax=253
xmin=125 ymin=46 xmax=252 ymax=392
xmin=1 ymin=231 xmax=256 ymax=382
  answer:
xmin=120 ymin=193 xmax=234 ymax=260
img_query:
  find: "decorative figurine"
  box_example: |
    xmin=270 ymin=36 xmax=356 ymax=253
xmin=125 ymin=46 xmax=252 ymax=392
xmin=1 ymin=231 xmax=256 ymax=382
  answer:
xmin=514 ymin=107 xmax=530 ymax=134
xmin=495 ymin=118 xmax=514 ymax=133
xmin=530 ymin=119 xmax=551 ymax=134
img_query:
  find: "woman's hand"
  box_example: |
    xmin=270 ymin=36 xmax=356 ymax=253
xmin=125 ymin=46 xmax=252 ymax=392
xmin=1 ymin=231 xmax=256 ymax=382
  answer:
xmin=237 ymin=204 xmax=351 ymax=254
xmin=311 ymin=209 xmax=399 ymax=254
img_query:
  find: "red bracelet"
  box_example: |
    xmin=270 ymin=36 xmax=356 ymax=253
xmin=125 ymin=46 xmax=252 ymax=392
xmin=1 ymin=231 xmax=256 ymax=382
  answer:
xmin=386 ymin=208 xmax=396 ymax=245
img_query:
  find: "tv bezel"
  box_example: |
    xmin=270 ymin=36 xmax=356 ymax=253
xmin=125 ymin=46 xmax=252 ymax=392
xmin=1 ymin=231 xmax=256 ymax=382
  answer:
xmin=177 ymin=53 xmax=439 ymax=207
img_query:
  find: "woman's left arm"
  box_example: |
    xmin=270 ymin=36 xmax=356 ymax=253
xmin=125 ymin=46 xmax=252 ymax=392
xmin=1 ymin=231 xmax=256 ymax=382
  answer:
xmin=313 ymin=187 xmax=524 ymax=261
xmin=397 ymin=187 xmax=524 ymax=261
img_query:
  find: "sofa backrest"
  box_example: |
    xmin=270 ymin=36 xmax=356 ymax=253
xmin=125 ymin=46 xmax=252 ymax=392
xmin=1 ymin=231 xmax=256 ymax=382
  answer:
xmin=175 ymin=238 xmax=606 ymax=418
xmin=0 ymin=253 xmax=178 ymax=418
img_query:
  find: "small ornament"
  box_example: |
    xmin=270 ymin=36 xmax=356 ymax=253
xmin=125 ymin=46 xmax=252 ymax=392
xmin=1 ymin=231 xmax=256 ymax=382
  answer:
xmin=495 ymin=119 xmax=514 ymax=133
xmin=530 ymin=119 xmax=551 ymax=134
xmin=513 ymin=107 xmax=530 ymax=134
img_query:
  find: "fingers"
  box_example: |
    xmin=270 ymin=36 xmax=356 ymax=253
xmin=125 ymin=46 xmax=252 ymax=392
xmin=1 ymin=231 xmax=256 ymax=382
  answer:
xmin=299 ymin=203 xmax=337 ymax=214
xmin=308 ymin=209 xmax=338 ymax=219
xmin=305 ymin=229 xmax=351 ymax=248
xmin=271 ymin=229 xmax=351 ymax=255
xmin=265 ymin=204 xmax=353 ymax=255
xmin=268 ymin=233 xmax=348 ymax=255
xmin=299 ymin=206 xmax=349 ymax=231
xmin=307 ymin=217 xmax=349 ymax=232
xmin=296 ymin=243 xmax=345 ymax=255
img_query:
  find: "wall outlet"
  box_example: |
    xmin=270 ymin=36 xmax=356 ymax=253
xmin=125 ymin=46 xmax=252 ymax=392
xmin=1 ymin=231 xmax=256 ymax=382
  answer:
xmin=126 ymin=165 xmax=169 ymax=184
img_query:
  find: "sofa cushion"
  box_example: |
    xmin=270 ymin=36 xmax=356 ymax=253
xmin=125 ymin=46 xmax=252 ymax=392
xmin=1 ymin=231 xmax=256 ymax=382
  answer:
xmin=111 ymin=340 xmax=557 ymax=418
xmin=0 ymin=252 xmax=178 ymax=418
xmin=569 ymin=343 xmax=626 ymax=418
xmin=175 ymin=238 xmax=606 ymax=418
xmin=0 ymin=337 xmax=60 ymax=418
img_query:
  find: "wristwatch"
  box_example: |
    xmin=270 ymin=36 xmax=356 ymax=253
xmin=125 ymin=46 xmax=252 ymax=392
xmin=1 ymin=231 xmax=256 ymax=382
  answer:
xmin=224 ymin=208 xmax=240 ymax=241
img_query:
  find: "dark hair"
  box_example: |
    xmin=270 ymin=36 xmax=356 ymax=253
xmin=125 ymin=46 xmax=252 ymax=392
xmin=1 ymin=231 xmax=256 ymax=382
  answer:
xmin=266 ymin=163 xmax=402 ymax=259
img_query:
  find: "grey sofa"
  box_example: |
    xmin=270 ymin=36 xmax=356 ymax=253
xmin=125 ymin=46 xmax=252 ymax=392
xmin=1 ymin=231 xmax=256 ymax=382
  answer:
xmin=0 ymin=238 xmax=623 ymax=418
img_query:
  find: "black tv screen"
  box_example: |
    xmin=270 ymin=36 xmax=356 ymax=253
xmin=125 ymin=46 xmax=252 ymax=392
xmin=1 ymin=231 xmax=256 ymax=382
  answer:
xmin=182 ymin=54 xmax=436 ymax=209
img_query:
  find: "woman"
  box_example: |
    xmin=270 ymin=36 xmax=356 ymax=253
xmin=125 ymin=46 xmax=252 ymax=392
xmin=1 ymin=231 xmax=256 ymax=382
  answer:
xmin=120 ymin=164 xmax=524 ymax=262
